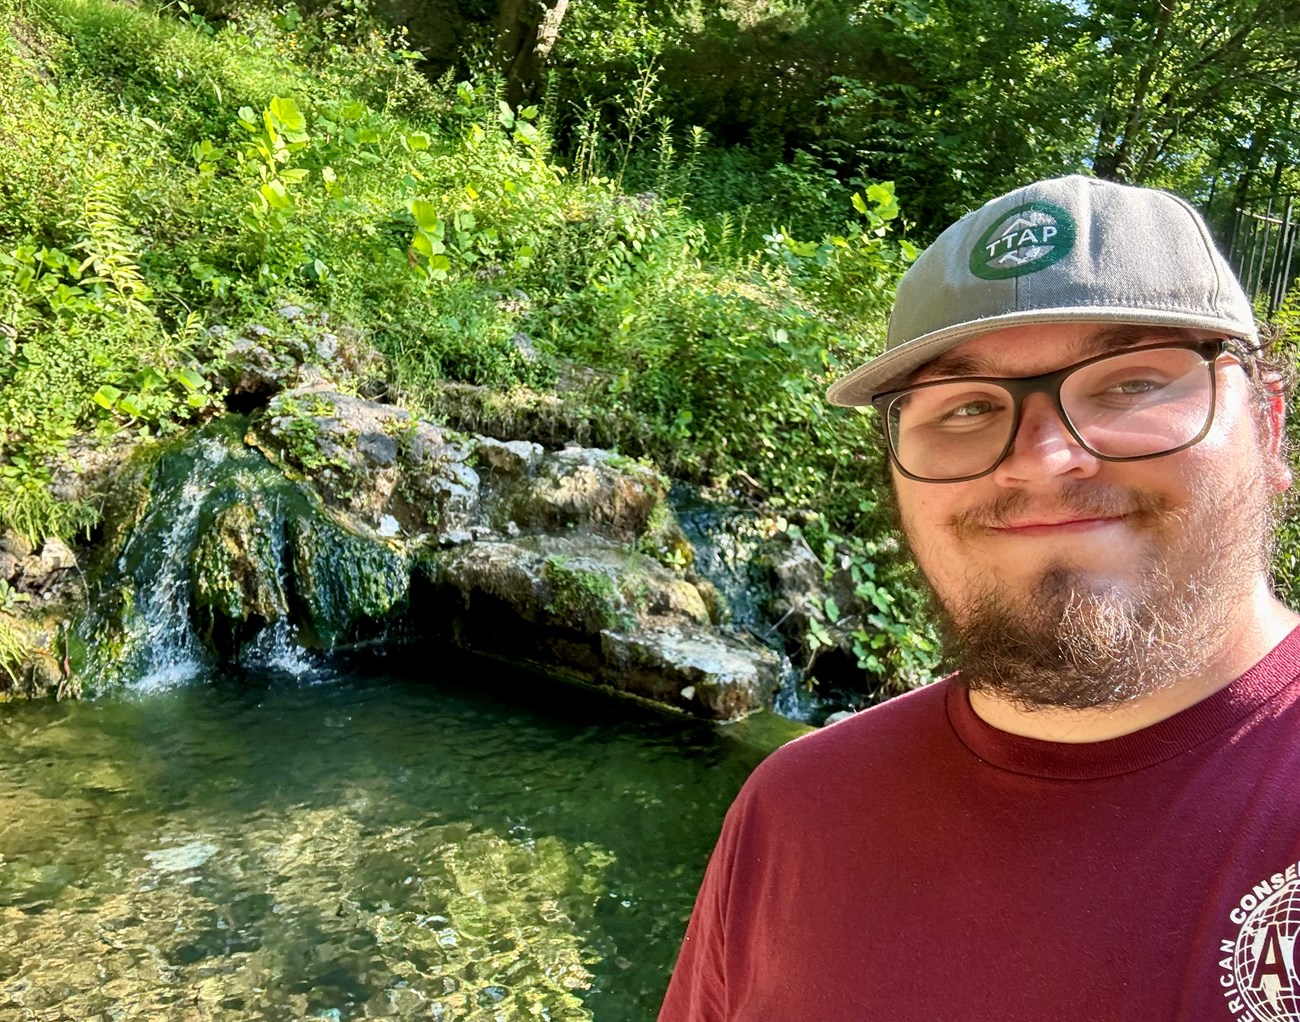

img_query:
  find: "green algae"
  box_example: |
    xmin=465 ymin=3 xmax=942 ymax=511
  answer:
xmin=289 ymin=515 xmax=410 ymax=647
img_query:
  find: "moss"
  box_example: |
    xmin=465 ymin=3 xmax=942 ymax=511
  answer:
xmin=542 ymin=555 xmax=632 ymax=633
xmin=637 ymin=499 xmax=695 ymax=570
xmin=289 ymin=515 xmax=410 ymax=647
xmin=192 ymin=497 xmax=289 ymax=626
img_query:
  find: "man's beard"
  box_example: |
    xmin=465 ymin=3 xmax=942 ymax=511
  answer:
xmin=917 ymin=472 xmax=1275 ymax=711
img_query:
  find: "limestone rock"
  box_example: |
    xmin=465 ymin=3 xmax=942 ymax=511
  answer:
xmin=250 ymin=389 xmax=480 ymax=541
xmin=38 ymin=538 xmax=76 ymax=572
xmin=599 ymin=627 xmax=780 ymax=719
xmin=424 ymin=534 xmax=773 ymax=719
xmin=192 ymin=498 xmax=289 ymax=630
xmin=0 ymin=529 xmax=34 ymax=561
xmin=474 ymin=436 xmax=543 ymax=475
xmin=489 ymin=447 xmax=668 ymax=542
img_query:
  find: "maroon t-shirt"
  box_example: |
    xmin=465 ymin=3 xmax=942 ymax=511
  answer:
xmin=660 ymin=627 xmax=1300 ymax=1022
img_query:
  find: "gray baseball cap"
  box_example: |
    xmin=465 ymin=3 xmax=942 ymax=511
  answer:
xmin=825 ymin=174 xmax=1258 ymax=407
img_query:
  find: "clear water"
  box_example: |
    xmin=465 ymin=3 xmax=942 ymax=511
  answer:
xmin=0 ymin=652 xmax=801 ymax=1022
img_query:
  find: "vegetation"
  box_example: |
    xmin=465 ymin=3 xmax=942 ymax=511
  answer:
xmin=1 ymin=0 xmax=1297 ymax=693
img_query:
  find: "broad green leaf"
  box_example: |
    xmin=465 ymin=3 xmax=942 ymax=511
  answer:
xmin=269 ymin=96 xmax=306 ymax=134
xmin=407 ymin=199 xmax=442 ymax=234
xmin=92 ymin=384 xmax=122 ymax=410
xmin=260 ymin=180 xmax=292 ymax=209
xmin=135 ymin=367 xmax=167 ymax=391
xmin=174 ymin=368 xmax=206 ymax=392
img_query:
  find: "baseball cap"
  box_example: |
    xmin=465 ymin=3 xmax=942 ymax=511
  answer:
xmin=825 ymin=174 xmax=1258 ymax=407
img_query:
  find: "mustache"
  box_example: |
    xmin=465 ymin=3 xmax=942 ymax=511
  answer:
xmin=949 ymin=482 xmax=1175 ymax=537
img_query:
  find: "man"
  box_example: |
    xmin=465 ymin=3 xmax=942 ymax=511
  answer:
xmin=659 ymin=175 xmax=1300 ymax=1021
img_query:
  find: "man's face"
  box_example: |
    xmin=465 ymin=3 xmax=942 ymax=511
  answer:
xmin=892 ymin=322 xmax=1292 ymax=709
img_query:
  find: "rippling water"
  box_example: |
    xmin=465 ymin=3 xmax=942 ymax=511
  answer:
xmin=0 ymin=652 xmax=802 ymax=1021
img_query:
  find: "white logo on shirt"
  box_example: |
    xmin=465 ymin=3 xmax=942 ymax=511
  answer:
xmin=1220 ymin=861 xmax=1300 ymax=1021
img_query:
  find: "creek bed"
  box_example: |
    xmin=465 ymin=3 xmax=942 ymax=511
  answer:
xmin=0 ymin=651 xmax=799 ymax=1021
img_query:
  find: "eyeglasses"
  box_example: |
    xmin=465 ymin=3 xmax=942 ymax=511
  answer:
xmin=872 ymin=339 xmax=1237 ymax=483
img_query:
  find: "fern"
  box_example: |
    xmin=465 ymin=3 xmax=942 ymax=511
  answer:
xmin=0 ymin=480 xmax=99 ymax=543
xmin=0 ymin=615 xmax=26 ymax=687
xmin=68 ymin=175 xmax=152 ymax=313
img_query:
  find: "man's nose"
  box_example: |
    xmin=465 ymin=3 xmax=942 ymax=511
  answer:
xmin=991 ymin=392 xmax=1102 ymax=484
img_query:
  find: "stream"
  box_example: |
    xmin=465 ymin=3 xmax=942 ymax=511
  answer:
xmin=0 ymin=650 xmax=800 ymax=1021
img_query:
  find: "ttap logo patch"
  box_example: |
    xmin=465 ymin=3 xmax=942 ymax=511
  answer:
xmin=969 ymin=201 xmax=1076 ymax=280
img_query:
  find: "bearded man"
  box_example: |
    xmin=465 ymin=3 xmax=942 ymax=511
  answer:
xmin=658 ymin=175 xmax=1299 ymax=1021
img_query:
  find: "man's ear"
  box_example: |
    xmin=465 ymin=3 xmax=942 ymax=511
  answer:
xmin=1262 ymin=377 xmax=1294 ymax=492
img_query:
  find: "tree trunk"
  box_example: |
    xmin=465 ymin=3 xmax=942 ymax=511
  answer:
xmin=493 ymin=0 xmax=569 ymax=108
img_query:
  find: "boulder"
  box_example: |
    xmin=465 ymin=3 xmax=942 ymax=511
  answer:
xmin=423 ymin=534 xmax=775 ymax=718
xmin=474 ymin=435 xmax=543 ymax=476
xmin=600 ymin=627 xmax=781 ymax=719
xmin=486 ymin=447 xmax=668 ymax=542
xmin=249 ymin=389 xmax=480 ymax=541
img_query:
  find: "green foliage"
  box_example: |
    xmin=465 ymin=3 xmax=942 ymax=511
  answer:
xmin=795 ymin=517 xmax=942 ymax=696
xmin=0 ymin=614 xmax=27 ymax=686
xmin=1264 ymin=293 xmax=1300 ymax=610
xmin=0 ymin=579 xmax=31 ymax=614
xmin=0 ymin=0 xmax=927 ymax=692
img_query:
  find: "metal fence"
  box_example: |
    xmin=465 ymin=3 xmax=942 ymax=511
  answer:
xmin=1224 ymin=196 xmax=1300 ymax=317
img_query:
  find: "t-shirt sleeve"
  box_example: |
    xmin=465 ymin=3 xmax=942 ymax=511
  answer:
xmin=656 ymin=791 xmax=749 ymax=1022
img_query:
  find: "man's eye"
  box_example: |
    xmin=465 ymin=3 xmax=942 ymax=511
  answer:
xmin=1101 ymin=377 xmax=1165 ymax=397
xmin=941 ymin=399 xmax=998 ymax=420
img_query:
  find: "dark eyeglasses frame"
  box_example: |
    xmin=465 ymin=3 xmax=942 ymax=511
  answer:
xmin=871 ymin=338 xmax=1240 ymax=484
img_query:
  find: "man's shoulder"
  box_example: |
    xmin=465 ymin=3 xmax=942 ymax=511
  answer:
xmin=742 ymin=679 xmax=955 ymax=801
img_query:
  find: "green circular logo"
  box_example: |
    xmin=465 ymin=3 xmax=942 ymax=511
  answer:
xmin=968 ymin=201 xmax=1076 ymax=280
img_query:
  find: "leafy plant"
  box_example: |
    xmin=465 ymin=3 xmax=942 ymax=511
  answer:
xmin=0 ymin=579 xmax=31 ymax=614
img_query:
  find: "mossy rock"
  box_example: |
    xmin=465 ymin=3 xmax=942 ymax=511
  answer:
xmin=193 ymin=497 xmax=290 ymax=629
xmin=289 ymin=515 xmax=411 ymax=647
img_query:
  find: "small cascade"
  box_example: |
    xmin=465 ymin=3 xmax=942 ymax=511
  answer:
xmin=107 ymin=434 xmax=232 ymax=691
xmin=84 ymin=423 xmax=318 ymax=691
xmin=668 ymin=485 xmax=818 ymax=721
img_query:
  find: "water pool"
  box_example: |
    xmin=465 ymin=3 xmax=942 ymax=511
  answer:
xmin=0 ymin=652 xmax=800 ymax=1021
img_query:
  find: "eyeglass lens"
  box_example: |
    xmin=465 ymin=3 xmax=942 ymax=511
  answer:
xmin=886 ymin=346 xmax=1216 ymax=481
